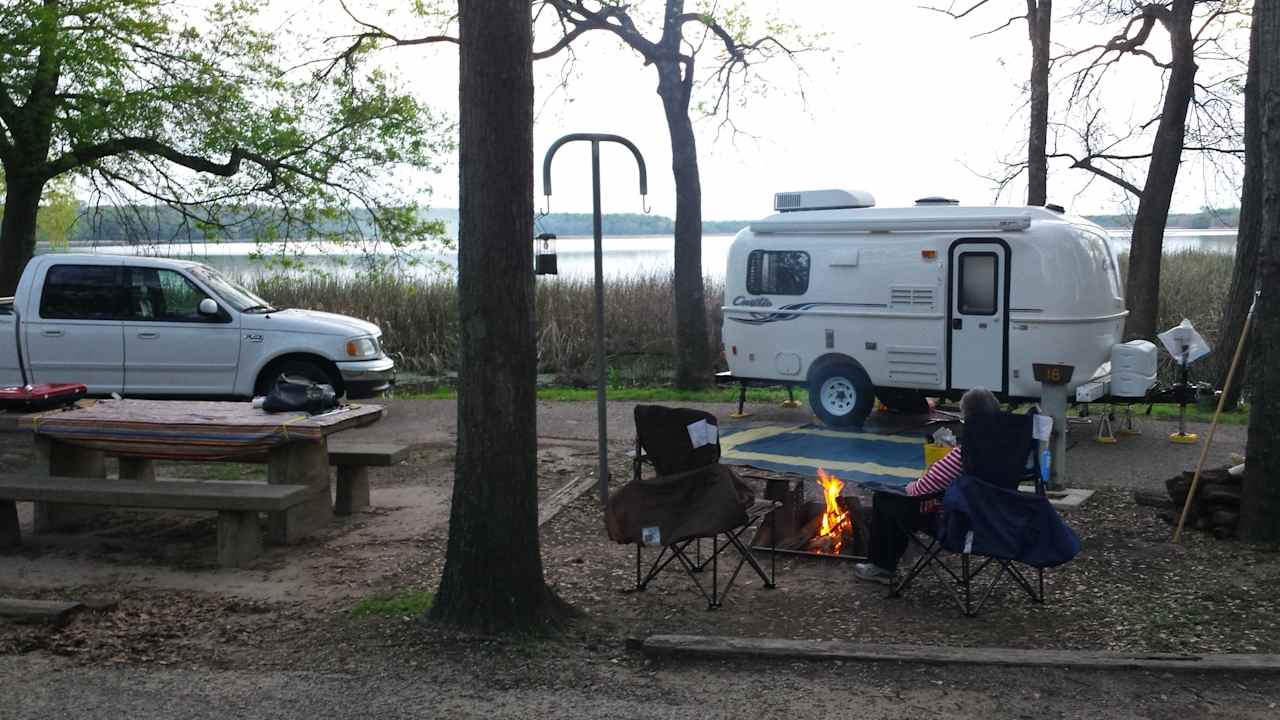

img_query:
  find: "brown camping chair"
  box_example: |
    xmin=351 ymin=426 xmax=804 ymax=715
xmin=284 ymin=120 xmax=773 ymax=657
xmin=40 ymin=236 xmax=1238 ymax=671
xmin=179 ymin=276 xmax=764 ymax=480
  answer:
xmin=606 ymin=405 xmax=778 ymax=609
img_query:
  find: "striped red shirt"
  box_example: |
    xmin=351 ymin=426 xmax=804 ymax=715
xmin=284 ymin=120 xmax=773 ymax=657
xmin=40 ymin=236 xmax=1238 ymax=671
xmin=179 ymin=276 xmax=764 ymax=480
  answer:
xmin=906 ymin=446 xmax=964 ymax=511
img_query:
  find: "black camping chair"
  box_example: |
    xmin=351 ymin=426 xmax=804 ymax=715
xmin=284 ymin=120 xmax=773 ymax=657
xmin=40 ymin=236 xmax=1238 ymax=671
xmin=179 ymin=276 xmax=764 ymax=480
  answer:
xmin=887 ymin=410 xmax=1080 ymax=616
xmin=607 ymin=405 xmax=778 ymax=609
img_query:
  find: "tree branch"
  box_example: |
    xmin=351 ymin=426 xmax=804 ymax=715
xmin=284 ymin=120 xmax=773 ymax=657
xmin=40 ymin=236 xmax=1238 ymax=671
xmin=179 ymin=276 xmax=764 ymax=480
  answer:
xmin=1049 ymin=151 xmax=1143 ymax=197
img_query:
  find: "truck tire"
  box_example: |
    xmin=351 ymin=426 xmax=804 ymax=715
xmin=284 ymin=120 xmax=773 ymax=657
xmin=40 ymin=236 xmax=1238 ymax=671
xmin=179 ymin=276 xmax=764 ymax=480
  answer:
xmin=875 ymin=387 xmax=930 ymax=415
xmin=256 ymin=358 xmax=342 ymax=398
xmin=808 ymin=361 xmax=874 ymax=427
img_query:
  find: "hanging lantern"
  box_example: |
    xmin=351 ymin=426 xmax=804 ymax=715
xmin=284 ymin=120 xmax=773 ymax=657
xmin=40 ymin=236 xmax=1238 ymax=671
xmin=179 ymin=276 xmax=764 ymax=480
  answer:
xmin=534 ymin=232 xmax=558 ymax=275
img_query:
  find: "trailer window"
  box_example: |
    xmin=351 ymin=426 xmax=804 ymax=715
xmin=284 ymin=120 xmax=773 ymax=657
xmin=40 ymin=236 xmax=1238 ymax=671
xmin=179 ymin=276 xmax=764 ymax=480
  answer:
xmin=958 ymin=253 xmax=997 ymax=315
xmin=747 ymin=251 xmax=810 ymax=295
xmin=39 ymin=265 xmax=125 ymax=320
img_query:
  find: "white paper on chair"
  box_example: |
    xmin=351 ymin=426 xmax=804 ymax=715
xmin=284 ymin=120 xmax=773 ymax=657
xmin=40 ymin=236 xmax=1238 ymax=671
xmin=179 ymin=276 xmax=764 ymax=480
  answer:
xmin=1033 ymin=414 xmax=1053 ymax=442
xmin=687 ymin=419 xmax=717 ymax=448
xmin=641 ymin=527 xmax=662 ymax=546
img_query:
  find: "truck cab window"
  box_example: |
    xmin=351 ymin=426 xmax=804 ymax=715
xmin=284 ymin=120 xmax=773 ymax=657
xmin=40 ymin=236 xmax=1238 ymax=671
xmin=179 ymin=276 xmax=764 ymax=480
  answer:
xmin=958 ymin=253 xmax=997 ymax=315
xmin=747 ymin=250 xmax=810 ymax=295
xmin=39 ymin=265 xmax=124 ymax=320
xmin=126 ymin=268 xmax=219 ymax=322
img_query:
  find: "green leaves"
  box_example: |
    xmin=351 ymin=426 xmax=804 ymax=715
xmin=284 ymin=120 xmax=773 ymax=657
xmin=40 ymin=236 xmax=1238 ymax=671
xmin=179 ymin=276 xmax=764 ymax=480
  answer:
xmin=0 ymin=0 xmax=451 ymax=269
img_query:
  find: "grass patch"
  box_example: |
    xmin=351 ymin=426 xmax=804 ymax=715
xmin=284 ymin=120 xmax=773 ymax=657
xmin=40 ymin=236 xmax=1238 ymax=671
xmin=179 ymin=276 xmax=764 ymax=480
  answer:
xmin=392 ymin=384 xmax=804 ymax=404
xmin=349 ymin=591 xmax=434 ymax=617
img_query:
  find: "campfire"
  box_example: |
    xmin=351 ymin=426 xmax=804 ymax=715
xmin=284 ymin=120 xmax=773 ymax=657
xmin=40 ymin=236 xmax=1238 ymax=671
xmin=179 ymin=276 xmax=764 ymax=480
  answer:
xmin=811 ymin=468 xmax=854 ymax=555
xmin=750 ymin=468 xmax=868 ymax=560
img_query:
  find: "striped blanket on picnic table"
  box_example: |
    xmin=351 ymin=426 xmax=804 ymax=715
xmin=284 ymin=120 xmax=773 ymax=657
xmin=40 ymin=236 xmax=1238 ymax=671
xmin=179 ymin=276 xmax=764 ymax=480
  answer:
xmin=21 ymin=399 xmax=384 ymax=461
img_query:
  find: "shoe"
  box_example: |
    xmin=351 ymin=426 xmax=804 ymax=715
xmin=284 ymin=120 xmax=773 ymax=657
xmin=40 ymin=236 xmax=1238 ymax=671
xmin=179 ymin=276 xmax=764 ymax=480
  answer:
xmin=853 ymin=562 xmax=895 ymax=586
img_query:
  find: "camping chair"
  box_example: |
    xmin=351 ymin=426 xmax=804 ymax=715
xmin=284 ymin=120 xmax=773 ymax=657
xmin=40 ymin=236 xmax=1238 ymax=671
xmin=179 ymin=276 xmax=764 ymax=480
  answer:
xmin=605 ymin=405 xmax=778 ymax=609
xmin=887 ymin=411 xmax=1081 ymax=616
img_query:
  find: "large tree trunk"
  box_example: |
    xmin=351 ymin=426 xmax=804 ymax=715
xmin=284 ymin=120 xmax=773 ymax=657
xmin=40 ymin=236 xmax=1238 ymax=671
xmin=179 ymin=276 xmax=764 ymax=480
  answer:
xmin=429 ymin=0 xmax=570 ymax=632
xmin=1026 ymin=0 xmax=1052 ymax=207
xmin=0 ymin=172 xmax=48 ymax=296
xmin=659 ymin=73 xmax=712 ymax=390
xmin=1240 ymin=0 xmax=1280 ymax=545
xmin=1215 ymin=10 xmax=1263 ymax=408
xmin=1122 ymin=0 xmax=1197 ymax=342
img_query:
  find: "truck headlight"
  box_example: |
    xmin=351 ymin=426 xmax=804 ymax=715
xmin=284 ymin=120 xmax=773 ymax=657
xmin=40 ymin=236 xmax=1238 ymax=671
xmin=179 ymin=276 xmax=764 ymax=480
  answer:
xmin=345 ymin=337 xmax=380 ymax=358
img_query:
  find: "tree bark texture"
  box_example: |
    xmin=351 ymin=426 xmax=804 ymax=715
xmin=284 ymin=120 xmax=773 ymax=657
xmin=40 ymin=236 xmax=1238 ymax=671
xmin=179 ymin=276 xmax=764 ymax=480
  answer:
xmin=0 ymin=174 xmax=47 ymax=296
xmin=660 ymin=74 xmax=712 ymax=390
xmin=1240 ymin=0 xmax=1280 ymax=545
xmin=430 ymin=0 xmax=569 ymax=632
xmin=1026 ymin=0 xmax=1052 ymax=207
xmin=1122 ymin=0 xmax=1197 ymax=342
xmin=658 ymin=0 xmax=712 ymax=390
xmin=1215 ymin=10 xmax=1263 ymax=407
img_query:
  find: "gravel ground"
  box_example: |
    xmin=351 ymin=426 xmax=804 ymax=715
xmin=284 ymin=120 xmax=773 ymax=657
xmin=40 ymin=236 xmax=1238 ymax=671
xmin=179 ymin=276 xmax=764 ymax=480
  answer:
xmin=0 ymin=398 xmax=1273 ymax=717
xmin=4 ymin=646 xmax=1279 ymax=719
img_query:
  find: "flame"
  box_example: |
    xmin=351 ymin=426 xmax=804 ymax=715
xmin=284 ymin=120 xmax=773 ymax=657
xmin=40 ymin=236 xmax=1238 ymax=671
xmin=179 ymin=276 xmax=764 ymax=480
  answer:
xmin=814 ymin=468 xmax=853 ymax=555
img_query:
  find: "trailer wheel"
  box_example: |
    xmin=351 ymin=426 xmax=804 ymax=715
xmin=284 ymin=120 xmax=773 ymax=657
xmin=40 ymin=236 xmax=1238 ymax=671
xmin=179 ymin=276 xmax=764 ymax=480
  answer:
xmin=808 ymin=362 xmax=874 ymax=427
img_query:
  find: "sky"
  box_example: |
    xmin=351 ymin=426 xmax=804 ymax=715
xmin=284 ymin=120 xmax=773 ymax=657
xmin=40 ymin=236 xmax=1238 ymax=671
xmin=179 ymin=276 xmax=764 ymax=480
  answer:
xmin=311 ymin=1 xmax=1248 ymax=221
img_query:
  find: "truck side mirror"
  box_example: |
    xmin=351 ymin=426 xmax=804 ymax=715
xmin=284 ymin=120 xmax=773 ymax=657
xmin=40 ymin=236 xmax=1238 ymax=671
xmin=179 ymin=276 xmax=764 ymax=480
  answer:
xmin=198 ymin=298 xmax=219 ymax=316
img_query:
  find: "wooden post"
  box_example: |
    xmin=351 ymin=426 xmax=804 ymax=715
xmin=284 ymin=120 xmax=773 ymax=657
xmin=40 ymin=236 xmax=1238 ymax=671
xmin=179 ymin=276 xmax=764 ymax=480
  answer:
xmin=1039 ymin=385 xmax=1069 ymax=490
xmin=32 ymin=437 xmax=105 ymax=533
xmin=266 ymin=439 xmax=331 ymax=544
xmin=334 ymin=465 xmax=370 ymax=515
xmin=216 ymin=510 xmax=263 ymax=567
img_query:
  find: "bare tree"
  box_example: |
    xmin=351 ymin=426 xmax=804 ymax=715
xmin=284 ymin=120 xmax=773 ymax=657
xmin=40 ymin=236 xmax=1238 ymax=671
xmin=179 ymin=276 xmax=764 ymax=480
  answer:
xmin=1239 ymin=0 xmax=1279 ymax=545
xmin=932 ymin=1 xmax=1056 ymax=206
xmin=428 ymin=0 xmax=574 ymax=632
xmin=1054 ymin=0 xmax=1247 ymax=341
xmin=1215 ymin=6 xmax=1261 ymax=407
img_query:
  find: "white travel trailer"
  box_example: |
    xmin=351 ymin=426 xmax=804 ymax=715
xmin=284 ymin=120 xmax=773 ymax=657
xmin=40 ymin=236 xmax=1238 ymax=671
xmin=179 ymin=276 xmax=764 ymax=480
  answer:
xmin=721 ymin=190 xmax=1157 ymax=426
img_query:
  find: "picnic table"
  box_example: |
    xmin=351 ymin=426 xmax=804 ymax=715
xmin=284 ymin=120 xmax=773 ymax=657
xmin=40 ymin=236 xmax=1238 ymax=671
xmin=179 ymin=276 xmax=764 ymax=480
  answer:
xmin=3 ymin=399 xmax=383 ymax=564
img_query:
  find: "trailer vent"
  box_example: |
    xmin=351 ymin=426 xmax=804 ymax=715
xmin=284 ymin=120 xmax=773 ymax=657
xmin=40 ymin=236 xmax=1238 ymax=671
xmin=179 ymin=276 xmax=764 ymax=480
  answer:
xmin=775 ymin=192 xmax=803 ymax=210
xmin=887 ymin=345 xmax=942 ymax=385
xmin=890 ymin=286 xmax=936 ymax=310
xmin=773 ymin=189 xmax=876 ymax=212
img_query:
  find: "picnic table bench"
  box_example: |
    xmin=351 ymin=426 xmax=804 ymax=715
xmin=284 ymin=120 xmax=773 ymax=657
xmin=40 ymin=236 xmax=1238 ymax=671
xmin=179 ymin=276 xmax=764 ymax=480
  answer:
xmin=327 ymin=442 xmax=413 ymax=515
xmin=0 ymin=476 xmax=313 ymax=567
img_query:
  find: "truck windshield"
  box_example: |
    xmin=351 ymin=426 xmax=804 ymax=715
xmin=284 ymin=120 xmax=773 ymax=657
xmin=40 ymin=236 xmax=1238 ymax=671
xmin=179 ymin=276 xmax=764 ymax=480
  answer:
xmin=191 ymin=267 xmax=275 ymax=313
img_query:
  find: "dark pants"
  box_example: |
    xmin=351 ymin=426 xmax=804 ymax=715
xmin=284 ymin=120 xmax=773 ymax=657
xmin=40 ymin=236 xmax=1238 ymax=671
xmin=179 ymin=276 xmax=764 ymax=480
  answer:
xmin=869 ymin=491 xmax=934 ymax=572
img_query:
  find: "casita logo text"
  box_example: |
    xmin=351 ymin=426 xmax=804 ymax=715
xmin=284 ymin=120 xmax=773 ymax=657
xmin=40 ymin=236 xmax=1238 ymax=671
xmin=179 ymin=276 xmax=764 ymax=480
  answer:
xmin=733 ymin=296 xmax=773 ymax=307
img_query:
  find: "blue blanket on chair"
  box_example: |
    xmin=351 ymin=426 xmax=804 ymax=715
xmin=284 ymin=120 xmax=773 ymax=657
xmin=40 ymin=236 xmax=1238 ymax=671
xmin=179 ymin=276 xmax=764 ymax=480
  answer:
xmin=940 ymin=474 xmax=1081 ymax=568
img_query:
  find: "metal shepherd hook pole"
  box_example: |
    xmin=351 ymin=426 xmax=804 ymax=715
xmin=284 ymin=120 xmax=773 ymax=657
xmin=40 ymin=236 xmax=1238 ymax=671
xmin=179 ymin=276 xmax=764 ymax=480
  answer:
xmin=541 ymin=134 xmax=648 ymax=506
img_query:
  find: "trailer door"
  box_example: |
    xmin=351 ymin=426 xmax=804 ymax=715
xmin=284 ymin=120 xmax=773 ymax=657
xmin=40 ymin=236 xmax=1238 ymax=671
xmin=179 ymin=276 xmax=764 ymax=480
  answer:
xmin=948 ymin=241 xmax=1008 ymax=392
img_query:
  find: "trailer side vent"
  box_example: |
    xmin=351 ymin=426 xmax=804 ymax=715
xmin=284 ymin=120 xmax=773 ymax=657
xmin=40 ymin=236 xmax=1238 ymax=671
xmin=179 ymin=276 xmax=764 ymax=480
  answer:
xmin=886 ymin=345 xmax=941 ymax=384
xmin=890 ymin=286 xmax=936 ymax=310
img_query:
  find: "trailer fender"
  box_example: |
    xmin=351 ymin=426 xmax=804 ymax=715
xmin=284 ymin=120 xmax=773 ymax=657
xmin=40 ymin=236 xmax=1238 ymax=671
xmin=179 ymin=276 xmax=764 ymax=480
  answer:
xmin=806 ymin=354 xmax=874 ymax=427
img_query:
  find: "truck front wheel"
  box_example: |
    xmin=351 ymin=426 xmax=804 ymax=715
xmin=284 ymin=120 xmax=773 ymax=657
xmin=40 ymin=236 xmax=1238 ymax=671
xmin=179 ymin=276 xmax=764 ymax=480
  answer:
xmin=808 ymin=362 xmax=873 ymax=427
xmin=255 ymin=358 xmax=343 ymax=398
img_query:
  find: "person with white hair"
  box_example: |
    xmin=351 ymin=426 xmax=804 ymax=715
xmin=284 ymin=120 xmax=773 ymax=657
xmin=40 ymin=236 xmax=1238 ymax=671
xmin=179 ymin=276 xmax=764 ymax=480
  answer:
xmin=853 ymin=387 xmax=1000 ymax=585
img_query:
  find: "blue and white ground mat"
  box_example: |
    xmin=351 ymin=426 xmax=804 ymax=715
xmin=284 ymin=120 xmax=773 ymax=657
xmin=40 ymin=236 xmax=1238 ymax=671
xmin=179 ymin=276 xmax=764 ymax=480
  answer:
xmin=721 ymin=424 xmax=927 ymax=487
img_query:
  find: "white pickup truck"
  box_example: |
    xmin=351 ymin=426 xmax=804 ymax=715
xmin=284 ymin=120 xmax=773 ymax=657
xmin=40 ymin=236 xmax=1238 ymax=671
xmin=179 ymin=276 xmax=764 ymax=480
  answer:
xmin=0 ymin=254 xmax=395 ymax=399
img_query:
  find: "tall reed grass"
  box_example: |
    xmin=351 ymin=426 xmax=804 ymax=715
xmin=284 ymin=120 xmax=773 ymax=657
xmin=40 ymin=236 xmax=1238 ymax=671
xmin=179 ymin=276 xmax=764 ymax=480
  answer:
xmin=254 ymin=250 xmax=1233 ymax=385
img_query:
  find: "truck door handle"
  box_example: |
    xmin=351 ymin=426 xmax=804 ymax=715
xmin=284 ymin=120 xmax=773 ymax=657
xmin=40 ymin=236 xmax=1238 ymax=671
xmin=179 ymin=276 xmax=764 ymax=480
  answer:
xmin=137 ymin=332 xmax=159 ymax=339
xmin=951 ymin=319 xmax=963 ymax=330
xmin=41 ymin=329 xmax=63 ymax=337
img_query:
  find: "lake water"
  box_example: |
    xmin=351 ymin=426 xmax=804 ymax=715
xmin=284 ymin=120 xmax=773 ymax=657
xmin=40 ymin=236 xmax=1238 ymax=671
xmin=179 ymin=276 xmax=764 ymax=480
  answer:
xmin=58 ymin=228 xmax=1237 ymax=284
